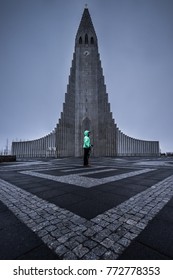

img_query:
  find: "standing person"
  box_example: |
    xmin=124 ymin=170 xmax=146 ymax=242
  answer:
xmin=83 ymin=130 xmax=92 ymax=166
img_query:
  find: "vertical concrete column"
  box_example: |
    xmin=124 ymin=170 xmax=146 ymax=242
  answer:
xmin=65 ymin=118 xmax=68 ymax=156
xmin=13 ymin=142 xmax=18 ymax=157
xmin=132 ymin=139 xmax=134 ymax=156
xmin=137 ymin=139 xmax=139 ymax=156
xmin=124 ymin=134 xmax=126 ymax=156
xmin=152 ymin=142 xmax=154 ymax=155
xmin=119 ymin=131 xmax=122 ymax=156
xmin=151 ymin=142 xmax=153 ymax=156
xmin=112 ymin=122 xmax=116 ymax=156
xmin=35 ymin=140 xmax=37 ymax=157
xmin=61 ymin=117 xmax=64 ymax=156
xmin=20 ymin=142 xmax=22 ymax=157
xmin=34 ymin=140 xmax=36 ymax=157
xmin=15 ymin=143 xmax=17 ymax=157
xmin=19 ymin=142 xmax=21 ymax=158
xmin=31 ymin=141 xmax=34 ymax=157
xmin=129 ymin=138 xmax=132 ymax=156
xmin=27 ymin=141 xmax=30 ymax=157
xmin=22 ymin=142 xmax=25 ymax=157
xmin=45 ymin=135 xmax=49 ymax=157
xmin=129 ymin=137 xmax=132 ymax=155
xmin=121 ymin=133 xmax=125 ymax=154
xmin=38 ymin=139 xmax=39 ymax=157
xmin=48 ymin=135 xmax=50 ymax=157
xmin=127 ymin=136 xmax=130 ymax=156
xmin=25 ymin=141 xmax=28 ymax=157
xmin=50 ymin=134 xmax=52 ymax=156
xmin=116 ymin=129 xmax=119 ymax=155
xmin=108 ymin=124 xmax=110 ymax=157
xmin=42 ymin=137 xmax=44 ymax=157
xmin=132 ymin=139 xmax=135 ymax=156
xmin=25 ymin=142 xmax=27 ymax=157
xmin=40 ymin=138 xmax=42 ymax=157
xmin=152 ymin=142 xmax=154 ymax=156
xmin=124 ymin=135 xmax=127 ymax=156
xmin=110 ymin=123 xmax=113 ymax=156
xmin=133 ymin=138 xmax=136 ymax=156
xmin=149 ymin=142 xmax=152 ymax=156
xmin=155 ymin=142 xmax=158 ymax=155
xmin=138 ymin=140 xmax=141 ymax=156
xmin=142 ymin=140 xmax=144 ymax=156
xmin=108 ymin=124 xmax=111 ymax=156
xmin=121 ymin=131 xmax=123 ymax=156
xmin=28 ymin=142 xmax=30 ymax=158
xmin=40 ymin=138 xmax=43 ymax=157
xmin=17 ymin=143 xmax=19 ymax=157
xmin=39 ymin=139 xmax=40 ymax=157
xmin=120 ymin=133 xmax=122 ymax=156
xmin=57 ymin=124 xmax=61 ymax=157
xmin=20 ymin=142 xmax=22 ymax=158
xmin=15 ymin=143 xmax=17 ymax=156
xmin=109 ymin=122 xmax=112 ymax=156
xmin=23 ymin=142 xmax=25 ymax=157
xmin=142 ymin=140 xmax=145 ymax=155
xmin=45 ymin=136 xmax=47 ymax=157
xmin=152 ymin=142 xmax=155 ymax=156
xmin=142 ymin=141 xmax=145 ymax=156
xmin=31 ymin=141 xmax=33 ymax=157
xmin=26 ymin=142 xmax=27 ymax=157
xmin=128 ymin=137 xmax=130 ymax=156
xmin=37 ymin=139 xmax=39 ymax=157
xmin=29 ymin=142 xmax=31 ymax=157
xmin=143 ymin=141 xmax=145 ymax=156
xmin=117 ymin=130 xmax=119 ymax=155
xmin=61 ymin=118 xmax=64 ymax=156
xmin=126 ymin=136 xmax=128 ymax=156
xmin=126 ymin=135 xmax=129 ymax=156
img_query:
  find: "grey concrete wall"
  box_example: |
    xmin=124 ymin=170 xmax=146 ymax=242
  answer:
xmin=11 ymin=130 xmax=56 ymax=158
xmin=116 ymin=128 xmax=160 ymax=156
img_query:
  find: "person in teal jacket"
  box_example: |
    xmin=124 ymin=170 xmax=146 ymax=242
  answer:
xmin=83 ymin=130 xmax=92 ymax=166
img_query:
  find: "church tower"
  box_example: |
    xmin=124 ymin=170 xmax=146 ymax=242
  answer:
xmin=11 ymin=6 xmax=160 ymax=158
xmin=56 ymin=7 xmax=116 ymax=157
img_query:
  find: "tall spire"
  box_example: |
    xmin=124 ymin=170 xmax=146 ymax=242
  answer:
xmin=76 ymin=6 xmax=97 ymax=46
xmin=76 ymin=7 xmax=97 ymax=39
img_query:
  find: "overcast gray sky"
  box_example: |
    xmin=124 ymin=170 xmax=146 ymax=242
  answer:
xmin=0 ymin=0 xmax=173 ymax=153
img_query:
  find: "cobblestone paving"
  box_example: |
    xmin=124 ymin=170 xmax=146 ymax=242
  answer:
xmin=1 ymin=172 xmax=173 ymax=259
xmin=20 ymin=168 xmax=155 ymax=188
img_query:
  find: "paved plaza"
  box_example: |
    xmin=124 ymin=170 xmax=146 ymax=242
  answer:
xmin=0 ymin=156 xmax=173 ymax=260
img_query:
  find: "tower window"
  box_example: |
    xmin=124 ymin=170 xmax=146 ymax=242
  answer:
xmin=90 ymin=37 xmax=94 ymax=44
xmin=85 ymin=34 xmax=88 ymax=44
xmin=79 ymin=36 xmax=82 ymax=44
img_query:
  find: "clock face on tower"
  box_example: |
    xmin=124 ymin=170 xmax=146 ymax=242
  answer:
xmin=83 ymin=50 xmax=90 ymax=56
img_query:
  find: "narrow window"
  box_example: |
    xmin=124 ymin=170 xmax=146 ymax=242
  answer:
xmin=85 ymin=34 xmax=88 ymax=44
xmin=79 ymin=36 xmax=82 ymax=44
xmin=90 ymin=37 xmax=94 ymax=44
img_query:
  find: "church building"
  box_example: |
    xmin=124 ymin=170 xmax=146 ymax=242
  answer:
xmin=12 ymin=7 xmax=160 ymax=158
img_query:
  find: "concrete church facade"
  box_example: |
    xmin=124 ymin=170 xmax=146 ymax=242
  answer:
xmin=12 ymin=7 xmax=160 ymax=158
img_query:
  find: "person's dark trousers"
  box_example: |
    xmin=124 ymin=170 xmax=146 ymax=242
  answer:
xmin=83 ymin=148 xmax=90 ymax=166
